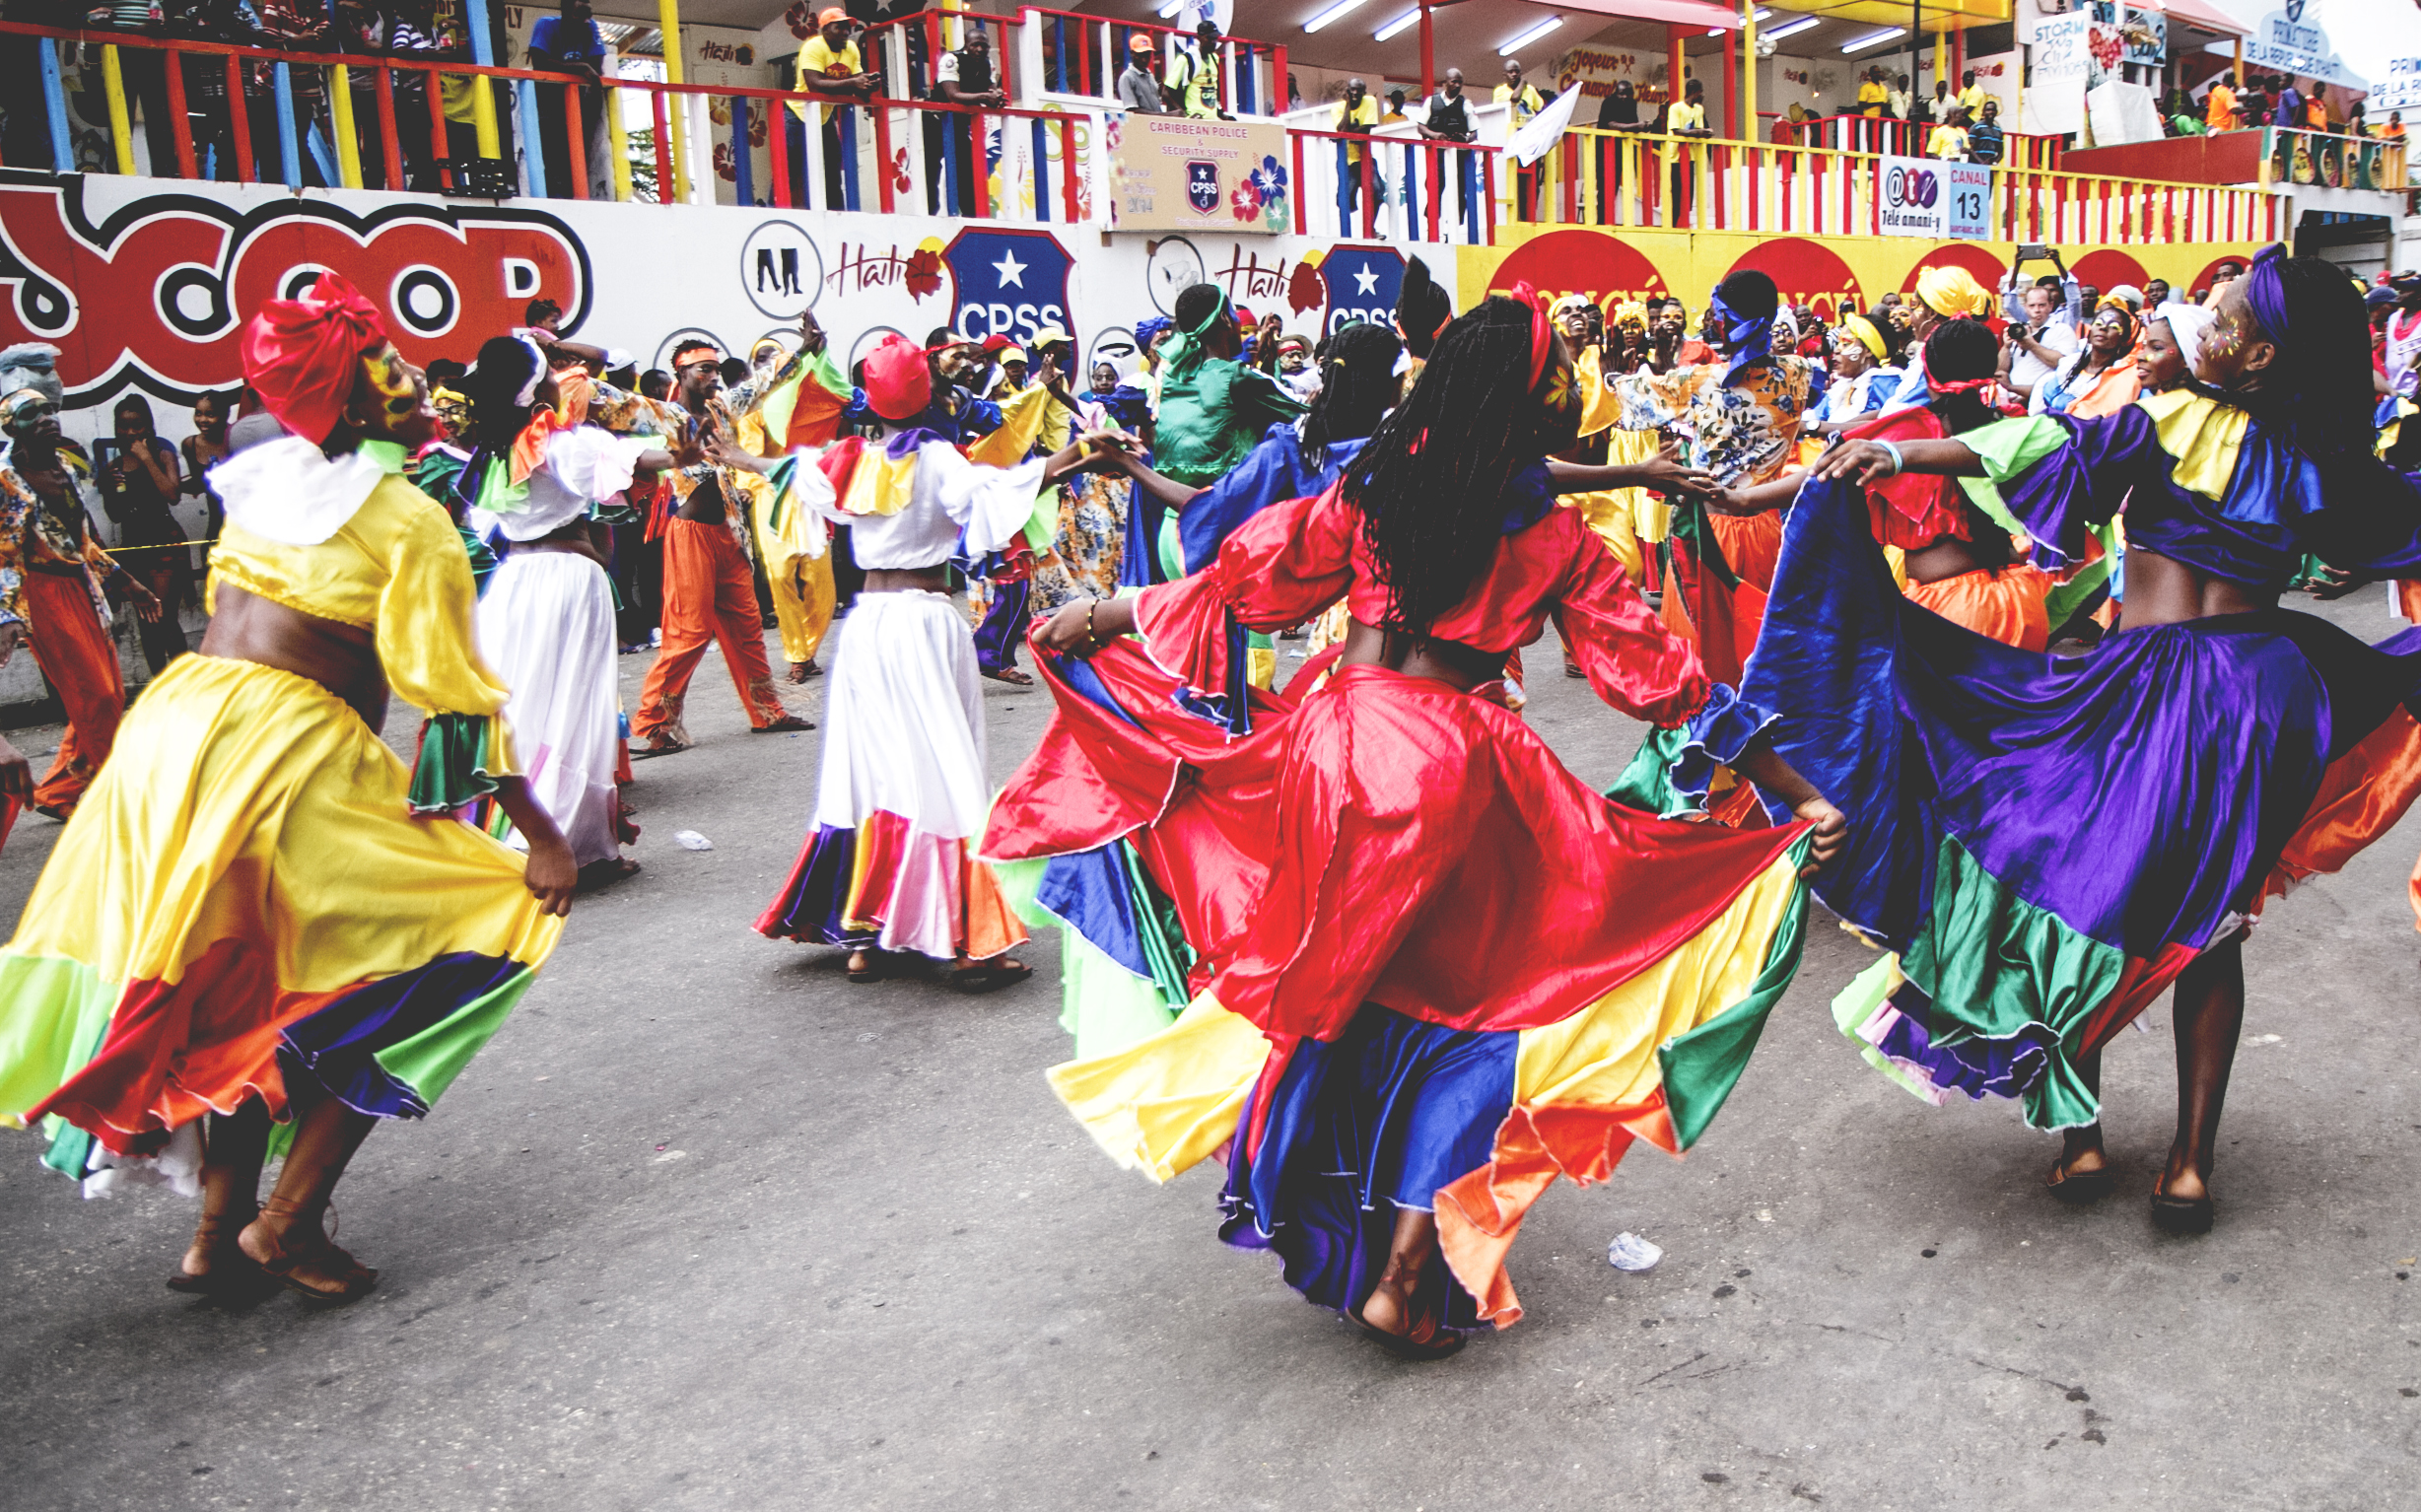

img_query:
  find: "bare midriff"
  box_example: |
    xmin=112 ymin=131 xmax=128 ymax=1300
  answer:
xmin=865 ymin=567 xmax=951 ymax=593
xmin=2113 ymin=549 xmax=2275 ymax=630
xmin=1337 ymin=617 xmax=1503 ymax=693
xmin=198 ymin=581 xmax=390 ymax=728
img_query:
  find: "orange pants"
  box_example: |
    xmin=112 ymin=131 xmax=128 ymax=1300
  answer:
xmin=25 ymin=571 xmax=123 ymax=815
xmin=634 ymin=517 xmax=790 ymax=744
xmin=1903 ymin=564 xmax=2053 ymax=653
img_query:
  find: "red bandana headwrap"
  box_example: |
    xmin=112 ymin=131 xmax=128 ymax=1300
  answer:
xmin=862 ymin=334 xmax=934 ymax=422
xmin=1508 ymin=281 xmax=1555 ymax=389
xmin=240 ymin=272 xmax=390 ymax=447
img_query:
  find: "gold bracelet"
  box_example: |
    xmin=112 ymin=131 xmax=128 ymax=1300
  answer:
xmin=1084 ymin=599 xmax=1101 ymax=650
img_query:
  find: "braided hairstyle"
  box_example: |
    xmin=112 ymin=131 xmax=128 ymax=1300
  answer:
xmin=1346 ymin=296 xmax=1550 ymax=637
xmin=1394 ymin=256 xmax=1454 ymax=360
xmin=1298 ymin=318 xmax=1402 ymax=469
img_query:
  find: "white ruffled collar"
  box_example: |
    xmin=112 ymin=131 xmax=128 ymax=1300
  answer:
xmin=209 ymin=437 xmax=399 ymax=546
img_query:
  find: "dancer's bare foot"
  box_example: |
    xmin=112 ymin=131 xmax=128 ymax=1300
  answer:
xmin=169 ymin=1205 xmax=266 ymax=1296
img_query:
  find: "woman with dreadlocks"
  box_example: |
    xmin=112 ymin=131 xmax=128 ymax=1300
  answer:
xmin=458 ymin=334 xmax=697 ymax=886
xmin=1710 ymin=318 xmax=2067 ymax=653
xmin=1757 ymin=248 xmax=2421 ymax=1235
xmin=982 ymin=295 xmax=1847 ymax=1358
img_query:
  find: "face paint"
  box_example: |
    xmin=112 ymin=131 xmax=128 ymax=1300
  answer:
xmin=363 ymin=347 xmax=418 ymax=419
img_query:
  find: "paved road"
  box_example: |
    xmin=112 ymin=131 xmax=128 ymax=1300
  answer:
xmin=6 ymin=591 xmax=2421 ymax=1512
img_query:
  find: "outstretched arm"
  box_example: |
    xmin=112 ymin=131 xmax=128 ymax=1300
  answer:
xmin=1733 ymin=739 xmax=1846 ymax=875
xmin=1809 ymin=437 xmax=1983 ymax=487
xmin=1545 ymin=444 xmax=1716 ymax=499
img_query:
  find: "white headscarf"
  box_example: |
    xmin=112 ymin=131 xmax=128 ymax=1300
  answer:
xmin=2152 ymin=302 xmax=2216 ymax=376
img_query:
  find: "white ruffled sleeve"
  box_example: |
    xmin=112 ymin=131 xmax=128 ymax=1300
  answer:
xmin=547 ymin=427 xmax=652 ymax=503
xmin=919 ymin=440 xmax=1046 ymax=557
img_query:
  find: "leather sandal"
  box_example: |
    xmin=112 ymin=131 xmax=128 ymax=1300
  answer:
xmin=2150 ymin=1175 xmax=2215 ymax=1236
xmin=167 ymin=1203 xmax=269 ymax=1297
xmin=751 ymin=714 xmax=815 ymax=732
xmin=949 ymin=959 xmax=1032 ymax=995
xmin=241 ymin=1198 xmax=380 ymax=1303
xmin=2043 ymin=1156 xmax=2114 ymax=1206
xmin=1349 ymin=1307 xmax=1467 ymax=1361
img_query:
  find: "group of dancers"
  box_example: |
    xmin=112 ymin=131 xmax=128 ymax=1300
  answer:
xmin=2 ymin=246 xmax=2419 ymax=1366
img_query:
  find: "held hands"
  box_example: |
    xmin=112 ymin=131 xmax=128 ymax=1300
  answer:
xmin=1701 ymin=485 xmax=1761 ymax=516
xmin=1035 ymin=600 xmax=1105 ymax=658
xmin=1637 ymin=443 xmax=1717 ymax=501
xmin=1809 ymin=440 xmax=1899 ymax=486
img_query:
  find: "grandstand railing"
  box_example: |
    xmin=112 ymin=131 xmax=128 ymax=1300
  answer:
xmin=1511 ymin=125 xmax=2283 ymax=245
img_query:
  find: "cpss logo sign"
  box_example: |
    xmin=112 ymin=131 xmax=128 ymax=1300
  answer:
xmin=1186 ymin=162 xmax=1220 ymax=214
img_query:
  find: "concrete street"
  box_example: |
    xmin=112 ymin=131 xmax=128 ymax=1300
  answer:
xmin=6 ymin=589 xmax=2421 ymax=1512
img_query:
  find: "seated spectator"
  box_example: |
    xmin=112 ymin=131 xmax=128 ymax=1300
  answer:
xmin=1926 ymin=106 xmax=1970 ymax=160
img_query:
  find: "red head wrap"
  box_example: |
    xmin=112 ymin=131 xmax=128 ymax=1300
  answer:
xmin=862 ymin=334 xmax=934 ymax=422
xmin=240 ymin=272 xmax=390 ymax=446
xmin=1507 ymin=281 xmax=1555 ymax=390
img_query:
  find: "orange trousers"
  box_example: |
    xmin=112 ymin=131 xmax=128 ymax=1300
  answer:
xmin=25 ymin=571 xmax=123 ymax=815
xmin=634 ymin=517 xmax=790 ymax=744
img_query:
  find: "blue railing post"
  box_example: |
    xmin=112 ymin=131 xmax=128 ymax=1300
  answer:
xmin=516 ymin=77 xmax=547 ymax=196
xmin=272 ymin=61 xmax=302 ymax=187
xmin=839 ymin=104 xmax=861 ymax=210
xmin=36 ymin=38 xmax=72 ymax=172
xmin=941 ymin=113 xmax=959 ymax=215
xmin=732 ymin=96 xmax=753 ymax=203
xmin=1031 ymin=116 xmax=1048 ymax=221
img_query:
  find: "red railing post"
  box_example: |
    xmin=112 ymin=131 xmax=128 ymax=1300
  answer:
xmin=563 ymin=80 xmax=588 ymax=198
xmin=162 ymin=46 xmax=198 ymax=178
xmin=1074 ymin=17 xmax=1089 ymax=98
xmin=965 ymin=107 xmax=984 ymax=217
xmin=1291 ymin=129 xmax=1306 ymax=234
xmin=1483 ymin=151 xmax=1495 ymax=243
xmin=1273 ymin=44 xmax=1286 ymax=111
xmin=225 ymin=52 xmax=254 ymax=182
xmin=374 ymin=64 xmax=403 ymax=188
xmin=769 ymin=94 xmax=792 ymax=208
xmin=1360 ymin=147 xmax=1376 ymax=238
xmin=425 ymin=64 xmax=449 ymax=189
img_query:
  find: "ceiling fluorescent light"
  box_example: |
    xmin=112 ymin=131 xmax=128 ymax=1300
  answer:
xmin=1497 ymin=15 xmax=1562 ymax=55
xmin=1841 ymin=25 xmax=1905 ymax=51
xmin=1372 ymin=5 xmax=1419 ymax=38
xmin=1303 ymin=0 xmax=1368 ymax=33
xmin=1764 ymin=15 xmax=1818 ymax=39
xmin=1156 ymin=0 xmax=1184 ymax=17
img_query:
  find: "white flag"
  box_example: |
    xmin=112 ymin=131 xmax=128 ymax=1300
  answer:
xmin=1507 ymin=83 xmax=1582 ymax=167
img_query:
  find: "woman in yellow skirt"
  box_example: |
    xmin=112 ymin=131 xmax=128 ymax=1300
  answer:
xmin=0 ymin=275 xmax=577 ymax=1303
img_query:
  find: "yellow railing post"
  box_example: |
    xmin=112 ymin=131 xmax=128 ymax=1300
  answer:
xmin=1740 ymin=0 xmax=1756 ymax=142
xmin=100 ymin=43 xmax=137 ymax=174
xmin=328 ymin=65 xmax=366 ymax=187
xmin=657 ymin=0 xmax=688 ymax=203
xmin=470 ymin=69 xmax=502 ymax=159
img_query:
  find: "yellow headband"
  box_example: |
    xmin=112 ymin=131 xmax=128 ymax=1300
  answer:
xmin=1839 ymin=313 xmax=1888 ymax=360
xmin=1549 ymin=293 xmax=1594 ymax=318
xmin=1913 ymin=264 xmax=1995 ymax=319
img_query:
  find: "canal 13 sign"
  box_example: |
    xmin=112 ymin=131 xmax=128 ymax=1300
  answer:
xmin=1877 ymin=156 xmax=1994 ymax=242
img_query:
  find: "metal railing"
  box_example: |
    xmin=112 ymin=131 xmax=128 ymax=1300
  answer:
xmin=1289 ymin=127 xmax=1499 ymax=244
xmin=1016 ymin=7 xmax=1283 ymax=117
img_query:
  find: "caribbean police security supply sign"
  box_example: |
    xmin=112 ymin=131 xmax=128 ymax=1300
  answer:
xmin=1878 ymin=156 xmax=1994 ymax=241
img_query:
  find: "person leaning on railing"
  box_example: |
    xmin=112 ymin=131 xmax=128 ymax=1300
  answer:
xmin=789 ymin=7 xmax=880 ymax=209
xmin=927 ymin=22 xmax=1003 ymax=215
xmin=330 ymin=0 xmax=453 ymax=192
xmin=1115 ymin=31 xmax=1164 ymax=113
xmin=522 ymin=0 xmax=609 ymax=199
xmin=86 ymin=0 xmax=183 ymax=174
xmin=1968 ymin=99 xmax=2004 ymax=164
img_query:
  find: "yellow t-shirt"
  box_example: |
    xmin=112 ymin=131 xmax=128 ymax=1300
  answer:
xmin=1926 ymin=124 xmax=1969 ymax=159
xmin=1957 ymin=84 xmax=1988 ymax=114
xmin=1857 ymin=80 xmax=1888 ymax=116
xmin=1495 ymin=82 xmax=1545 ymax=125
xmin=1334 ymin=95 xmax=1379 ymax=161
xmin=792 ymin=37 xmax=864 ymax=123
xmin=1666 ymin=100 xmax=1705 ymax=132
xmin=1170 ymin=46 xmax=1221 ymax=118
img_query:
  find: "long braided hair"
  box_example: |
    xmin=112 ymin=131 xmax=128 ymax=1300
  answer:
xmin=1298 ymin=318 xmax=1402 ymax=469
xmin=1346 ymin=296 xmax=1556 ymax=637
xmin=1917 ymin=316 xmax=2011 ymax=568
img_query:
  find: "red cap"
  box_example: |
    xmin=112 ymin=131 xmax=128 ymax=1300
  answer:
xmin=862 ymin=333 xmax=934 ymax=422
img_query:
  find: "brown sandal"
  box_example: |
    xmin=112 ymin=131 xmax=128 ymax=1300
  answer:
xmin=167 ymin=1203 xmax=269 ymax=1298
xmin=240 ymin=1197 xmax=380 ymax=1304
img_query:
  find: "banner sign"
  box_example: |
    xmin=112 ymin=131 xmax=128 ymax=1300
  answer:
xmin=1106 ymin=113 xmax=1290 ymax=235
xmin=2375 ymin=58 xmax=2421 ymax=114
xmin=1878 ymin=156 xmax=1993 ymax=241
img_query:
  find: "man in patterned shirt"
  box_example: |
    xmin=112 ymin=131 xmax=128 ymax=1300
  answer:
xmin=602 ymin=338 xmax=810 ymax=756
xmin=1602 ymin=268 xmax=1811 ymax=685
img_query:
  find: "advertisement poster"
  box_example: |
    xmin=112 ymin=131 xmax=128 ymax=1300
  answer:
xmin=1106 ymin=113 xmax=1290 ymax=235
xmin=2375 ymin=57 xmax=2421 ymax=113
xmin=1878 ymin=156 xmax=1992 ymax=241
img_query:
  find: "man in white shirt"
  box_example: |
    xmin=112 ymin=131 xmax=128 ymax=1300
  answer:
xmin=1998 ymin=281 xmax=2080 ymax=404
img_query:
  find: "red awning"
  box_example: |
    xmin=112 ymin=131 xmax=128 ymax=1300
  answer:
xmin=1541 ymin=0 xmax=1747 ymax=31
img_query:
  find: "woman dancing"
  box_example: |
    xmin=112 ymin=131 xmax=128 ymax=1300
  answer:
xmin=984 ymin=296 xmax=1846 ymax=1357
xmin=1759 ymin=249 xmax=2421 ymax=1234
xmin=748 ymin=335 xmax=1115 ymax=988
xmin=1715 ymin=318 xmax=2064 ymax=653
xmin=460 ymin=334 xmax=699 ymax=885
xmin=0 ymin=274 xmax=575 ymax=1302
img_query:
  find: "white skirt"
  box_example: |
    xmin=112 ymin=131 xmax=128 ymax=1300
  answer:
xmin=812 ymin=589 xmax=990 ymax=957
xmin=476 ymin=550 xmax=624 ymax=867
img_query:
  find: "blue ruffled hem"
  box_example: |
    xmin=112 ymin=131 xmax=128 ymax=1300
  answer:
xmin=1666 ymin=683 xmax=1781 ymax=815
